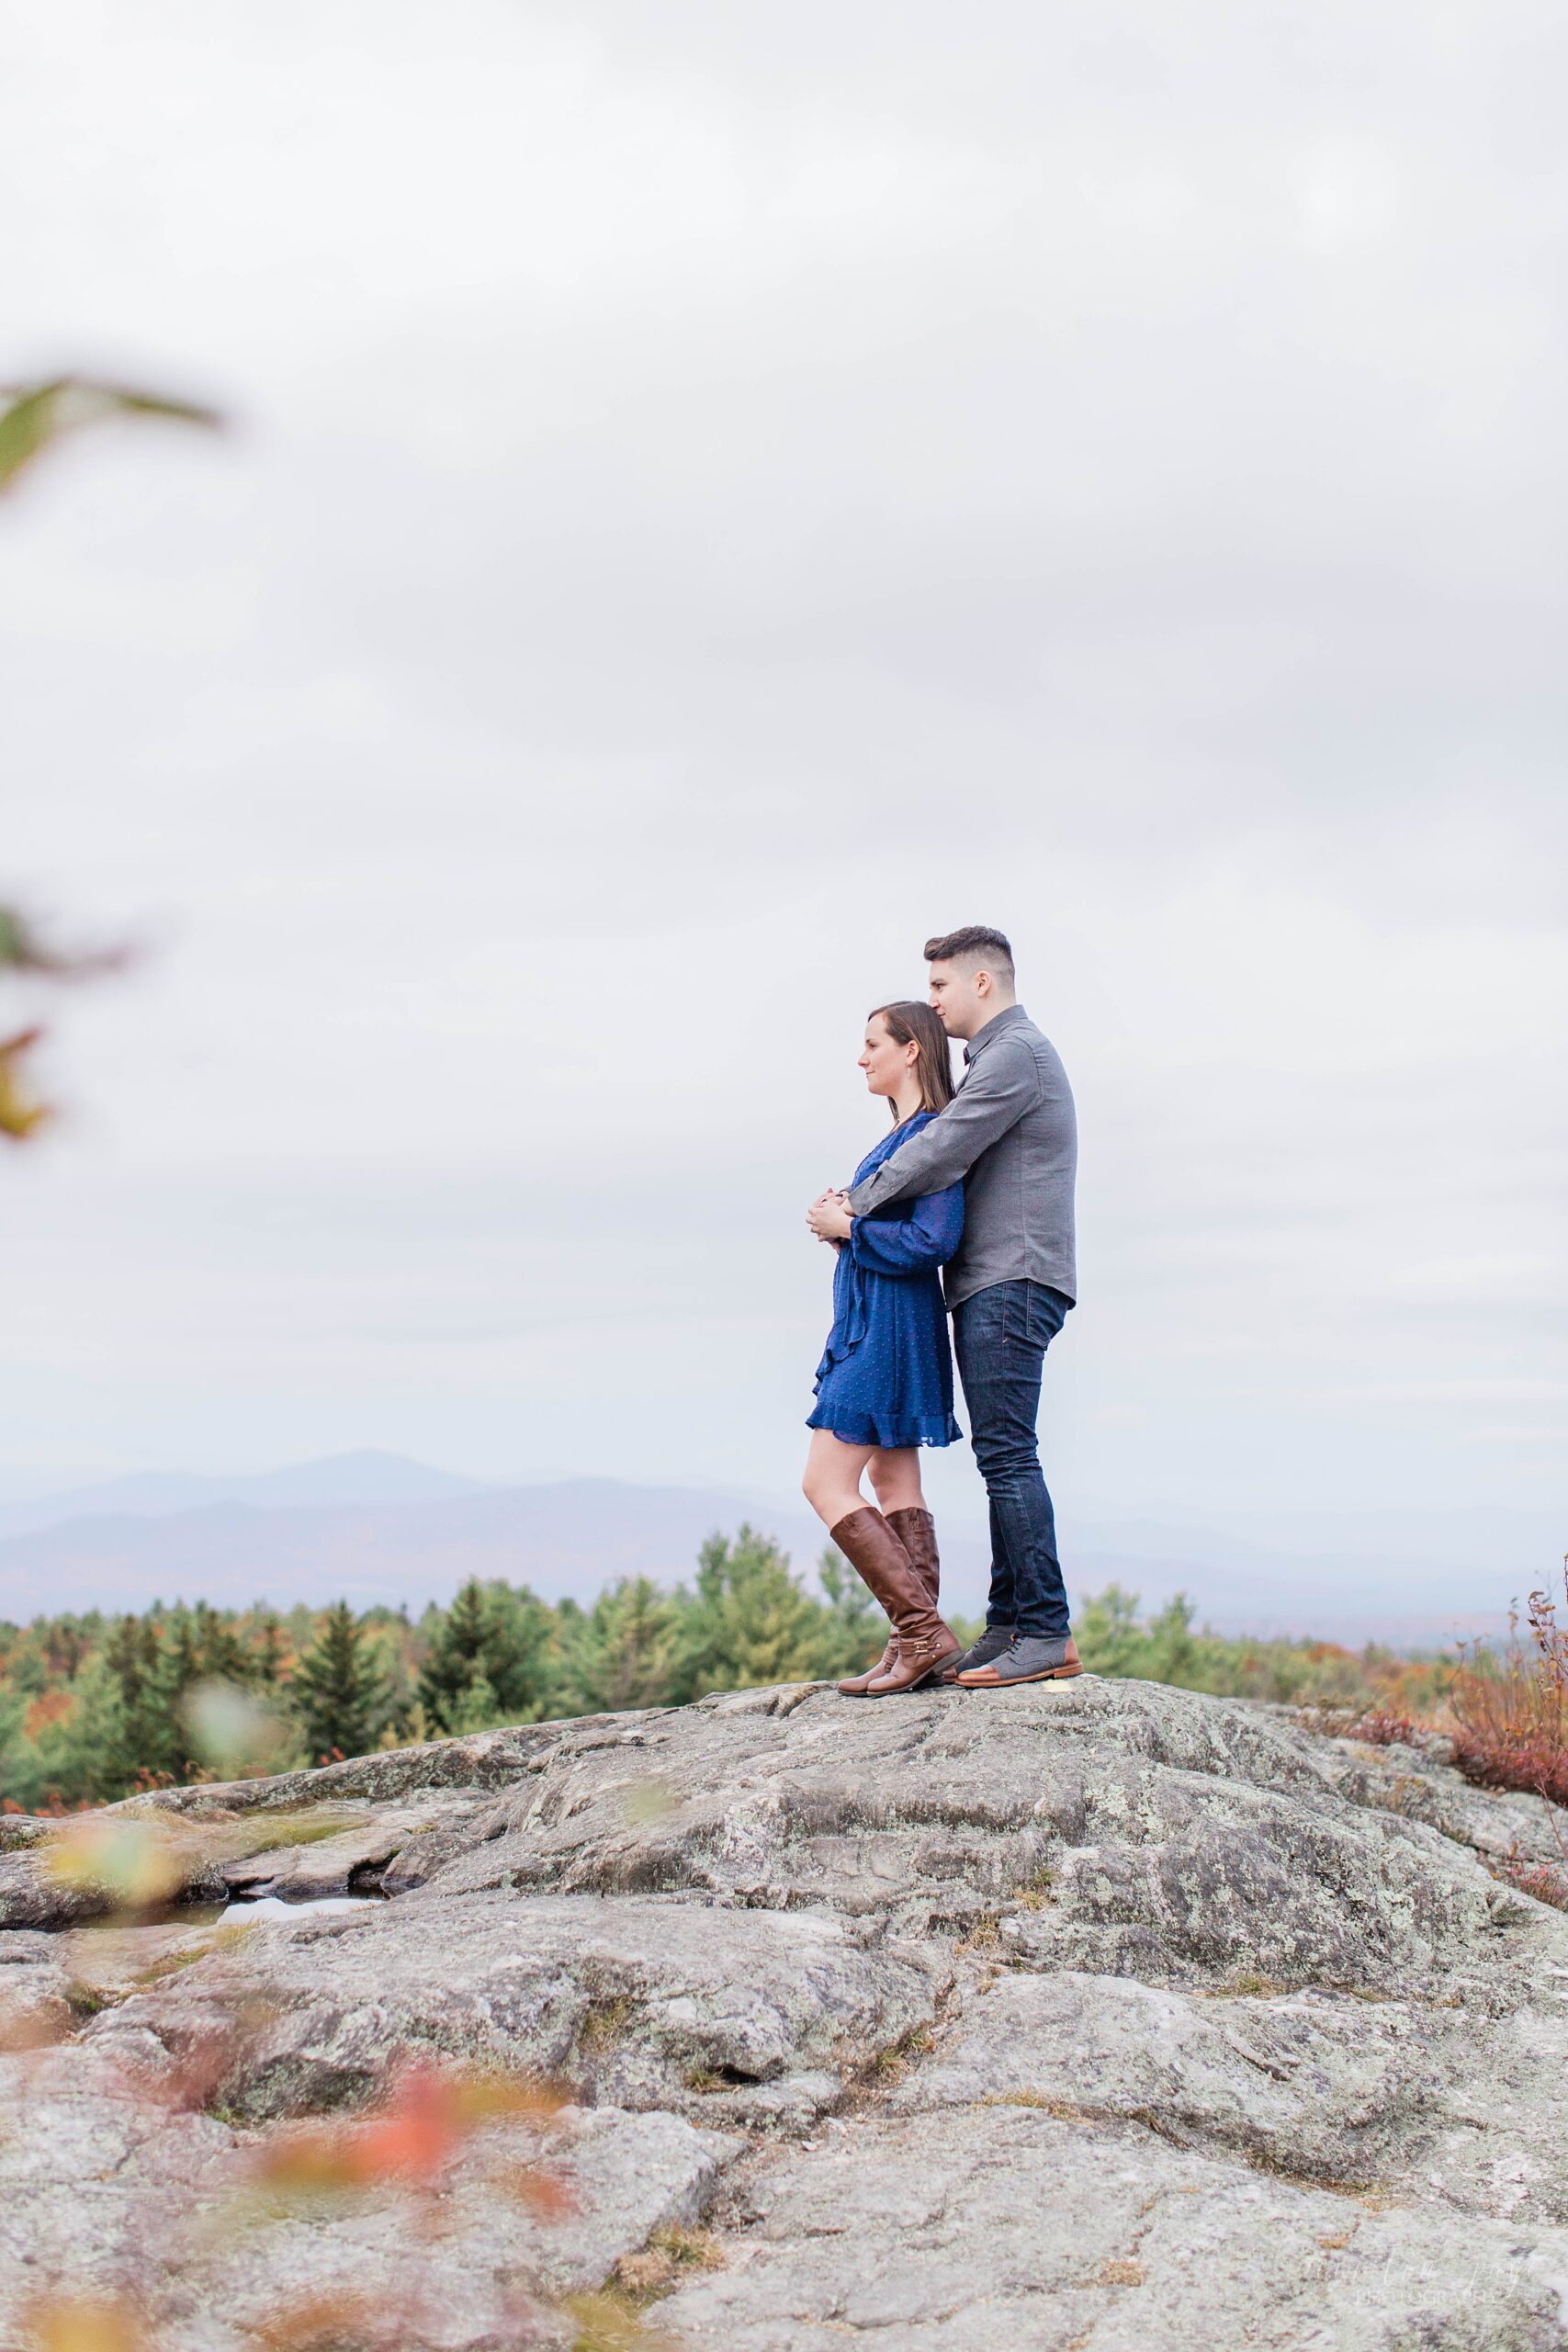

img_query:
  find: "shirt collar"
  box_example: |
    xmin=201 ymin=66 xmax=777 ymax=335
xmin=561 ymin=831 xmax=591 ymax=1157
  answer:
xmin=963 ymin=1003 xmax=1028 ymax=1066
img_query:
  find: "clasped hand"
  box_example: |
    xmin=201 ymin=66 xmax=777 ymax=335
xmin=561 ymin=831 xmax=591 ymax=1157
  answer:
xmin=807 ymin=1189 xmax=853 ymax=1242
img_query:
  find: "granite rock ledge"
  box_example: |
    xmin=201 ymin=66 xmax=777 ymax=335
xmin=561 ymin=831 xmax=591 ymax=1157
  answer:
xmin=3 ymin=1675 xmax=1567 ymax=2350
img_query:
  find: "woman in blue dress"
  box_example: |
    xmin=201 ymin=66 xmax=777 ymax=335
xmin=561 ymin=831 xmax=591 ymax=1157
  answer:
xmin=803 ymin=1001 xmax=964 ymax=1696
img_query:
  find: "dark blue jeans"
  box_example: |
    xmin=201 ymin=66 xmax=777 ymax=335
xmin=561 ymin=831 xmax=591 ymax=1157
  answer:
xmin=952 ymin=1280 xmax=1072 ymax=1637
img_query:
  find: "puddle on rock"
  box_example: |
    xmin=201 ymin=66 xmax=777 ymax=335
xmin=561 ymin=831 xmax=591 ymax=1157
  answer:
xmin=59 ymin=1894 xmax=385 ymax=2000
xmin=67 ymin=1882 xmax=392 ymax=1938
xmin=214 ymin=1893 xmax=384 ymax=1926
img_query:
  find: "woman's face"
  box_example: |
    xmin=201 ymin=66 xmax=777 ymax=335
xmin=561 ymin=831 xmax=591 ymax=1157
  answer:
xmin=859 ymin=1014 xmax=916 ymax=1100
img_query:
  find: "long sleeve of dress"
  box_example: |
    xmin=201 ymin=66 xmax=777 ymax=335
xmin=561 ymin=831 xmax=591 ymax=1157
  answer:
xmin=849 ymin=1180 xmax=964 ymax=1276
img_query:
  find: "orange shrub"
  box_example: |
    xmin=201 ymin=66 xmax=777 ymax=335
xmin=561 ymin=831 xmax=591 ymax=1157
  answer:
xmin=23 ymin=1690 xmax=75 ymax=1738
xmin=1449 ymin=1568 xmax=1568 ymax=1811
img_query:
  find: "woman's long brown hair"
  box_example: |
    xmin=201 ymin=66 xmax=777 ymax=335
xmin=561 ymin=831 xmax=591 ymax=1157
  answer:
xmin=869 ymin=1000 xmax=955 ymax=1121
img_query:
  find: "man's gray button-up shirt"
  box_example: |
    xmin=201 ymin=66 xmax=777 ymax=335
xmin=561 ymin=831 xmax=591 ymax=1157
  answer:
xmin=844 ymin=1003 xmax=1077 ymax=1311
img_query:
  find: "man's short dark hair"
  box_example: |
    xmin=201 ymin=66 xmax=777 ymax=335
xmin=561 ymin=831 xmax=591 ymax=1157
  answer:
xmin=923 ymin=924 xmax=1015 ymax=979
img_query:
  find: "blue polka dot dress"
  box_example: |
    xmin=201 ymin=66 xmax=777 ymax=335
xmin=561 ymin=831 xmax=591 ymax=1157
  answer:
xmin=807 ymin=1113 xmax=964 ymax=1450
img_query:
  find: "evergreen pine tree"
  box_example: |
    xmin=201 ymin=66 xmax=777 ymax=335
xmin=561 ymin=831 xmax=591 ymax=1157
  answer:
xmin=6 ymin=1632 xmax=48 ymax=1702
xmin=417 ymin=1579 xmax=553 ymax=1733
xmin=446 ymin=1672 xmax=502 ymax=1736
xmin=1071 ymin=1584 xmax=1145 ymax=1677
xmin=45 ymin=1617 xmax=89 ymax=1680
xmin=0 ymin=1679 xmax=28 ymax=1807
xmin=417 ymin=1579 xmax=491 ymax=1733
xmin=193 ymin=1600 xmax=248 ymax=1684
xmin=290 ymin=1601 xmax=388 ymax=1763
xmin=160 ymin=1606 xmax=202 ymax=1699
xmin=482 ymin=1582 xmax=556 ymax=1720
xmin=250 ymin=1608 xmax=287 ymax=1684
xmin=668 ymin=1526 xmax=819 ymax=1702
xmin=26 ymin=1656 xmax=128 ymax=1807
xmin=104 ymin=1612 xmax=175 ymax=1790
xmin=103 ymin=1612 xmax=147 ymax=1704
xmin=559 ymin=1577 xmax=679 ymax=1715
xmin=145 ymin=1606 xmax=204 ymax=1781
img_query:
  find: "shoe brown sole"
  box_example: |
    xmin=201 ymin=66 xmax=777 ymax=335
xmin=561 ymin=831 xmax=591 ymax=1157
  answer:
xmin=863 ymin=1654 xmax=961 ymax=1697
xmin=957 ymin=1661 xmax=1084 ymax=1688
xmin=942 ymin=1653 xmax=1001 ymax=1684
xmin=839 ymin=1649 xmax=897 ymax=1697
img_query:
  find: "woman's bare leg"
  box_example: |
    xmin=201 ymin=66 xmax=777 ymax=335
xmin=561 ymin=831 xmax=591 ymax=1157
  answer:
xmin=868 ymin=1447 xmax=925 ymax=1515
xmin=803 ymin=1430 xmax=878 ymax=1531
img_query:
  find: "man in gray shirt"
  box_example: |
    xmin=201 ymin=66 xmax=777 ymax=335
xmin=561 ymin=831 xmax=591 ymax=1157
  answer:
xmin=811 ymin=925 xmax=1079 ymax=1687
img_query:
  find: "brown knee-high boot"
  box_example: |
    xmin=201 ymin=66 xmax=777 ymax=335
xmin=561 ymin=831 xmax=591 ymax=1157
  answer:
xmin=887 ymin=1506 xmax=940 ymax=1603
xmin=838 ymin=1507 xmax=941 ymax=1696
xmin=829 ymin=1508 xmax=959 ymax=1697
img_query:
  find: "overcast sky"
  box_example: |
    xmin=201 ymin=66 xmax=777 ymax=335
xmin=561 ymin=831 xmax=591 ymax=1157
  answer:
xmin=2 ymin=0 xmax=1564 ymax=1554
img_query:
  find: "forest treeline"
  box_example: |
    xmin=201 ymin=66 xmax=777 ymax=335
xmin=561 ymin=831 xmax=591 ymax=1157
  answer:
xmin=0 ymin=1523 xmax=1444 ymax=1813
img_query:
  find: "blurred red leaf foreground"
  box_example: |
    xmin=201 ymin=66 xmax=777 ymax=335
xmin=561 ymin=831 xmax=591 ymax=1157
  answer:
xmin=251 ymin=2060 xmax=570 ymax=2205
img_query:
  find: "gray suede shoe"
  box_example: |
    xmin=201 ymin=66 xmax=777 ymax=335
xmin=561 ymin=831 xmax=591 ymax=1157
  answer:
xmin=942 ymin=1623 xmax=1018 ymax=1684
xmin=957 ymin=1633 xmax=1082 ymax=1687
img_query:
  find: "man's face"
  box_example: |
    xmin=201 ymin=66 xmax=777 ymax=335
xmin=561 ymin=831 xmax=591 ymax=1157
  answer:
xmin=927 ymin=957 xmax=988 ymax=1041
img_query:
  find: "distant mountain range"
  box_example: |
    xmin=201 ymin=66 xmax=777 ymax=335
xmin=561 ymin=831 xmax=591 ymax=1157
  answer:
xmin=0 ymin=1450 xmax=487 ymax=1540
xmin=0 ymin=1451 xmax=1554 ymax=1649
xmin=0 ymin=1458 xmax=842 ymax=1622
